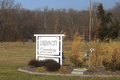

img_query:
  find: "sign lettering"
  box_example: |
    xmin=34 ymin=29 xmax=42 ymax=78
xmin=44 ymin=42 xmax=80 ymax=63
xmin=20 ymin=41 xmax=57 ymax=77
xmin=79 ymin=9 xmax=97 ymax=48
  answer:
xmin=39 ymin=37 xmax=59 ymax=55
xmin=40 ymin=40 xmax=57 ymax=46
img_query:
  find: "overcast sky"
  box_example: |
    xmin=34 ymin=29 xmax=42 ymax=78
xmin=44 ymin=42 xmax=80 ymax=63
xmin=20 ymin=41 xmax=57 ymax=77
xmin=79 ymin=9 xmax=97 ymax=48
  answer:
xmin=14 ymin=0 xmax=120 ymax=10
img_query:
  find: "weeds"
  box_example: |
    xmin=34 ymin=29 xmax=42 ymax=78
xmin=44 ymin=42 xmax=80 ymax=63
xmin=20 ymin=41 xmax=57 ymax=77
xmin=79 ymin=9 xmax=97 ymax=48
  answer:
xmin=36 ymin=66 xmax=46 ymax=72
xmin=58 ymin=66 xmax=68 ymax=73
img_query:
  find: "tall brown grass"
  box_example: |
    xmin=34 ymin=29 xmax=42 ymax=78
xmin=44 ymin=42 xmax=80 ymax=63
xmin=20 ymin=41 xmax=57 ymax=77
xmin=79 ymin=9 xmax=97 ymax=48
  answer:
xmin=69 ymin=32 xmax=88 ymax=67
xmin=69 ymin=32 xmax=120 ymax=70
xmin=91 ymin=43 xmax=120 ymax=71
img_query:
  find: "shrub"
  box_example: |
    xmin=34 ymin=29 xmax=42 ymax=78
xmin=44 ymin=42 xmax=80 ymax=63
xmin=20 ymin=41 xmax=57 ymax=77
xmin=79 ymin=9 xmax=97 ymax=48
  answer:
xmin=70 ymin=54 xmax=88 ymax=67
xmin=91 ymin=43 xmax=120 ymax=71
xmin=38 ymin=60 xmax=45 ymax=67
xmin=28 ymin=59 xmax=61 ymax=72
xmin=28 ymin=59 xmax=40 ymax=67
xmin=45 ymin=61 xmax=61 ymax=72
xmin=69 ymin=32 xmax=88 ymax=67
xmin=102 ymin=55 xmax=120 ymax=71
xmin=43 ymin=59 xmax=57 ymax=67
xmin=102 ymin=60 xmax=116 ymax=71
xmin=116 ymin=63 xmax=120 ymax=70
xmin=28 ymin=59 xmax=44 ymax=67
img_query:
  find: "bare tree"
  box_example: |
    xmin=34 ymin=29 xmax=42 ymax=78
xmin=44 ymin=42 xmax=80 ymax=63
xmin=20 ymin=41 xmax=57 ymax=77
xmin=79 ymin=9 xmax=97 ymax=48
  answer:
xmin=111 ymin=2 xmax=120 ymax=21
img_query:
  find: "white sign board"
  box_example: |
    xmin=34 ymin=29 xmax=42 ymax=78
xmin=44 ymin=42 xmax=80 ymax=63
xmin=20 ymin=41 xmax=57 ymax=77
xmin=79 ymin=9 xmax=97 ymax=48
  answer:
xmin=39 ymin=57 xmax=59 ymax=63
xmin=39 ymin=37 xmax=59 ymax=55
xmin=34 ymin=34 xmax=65 ymax=65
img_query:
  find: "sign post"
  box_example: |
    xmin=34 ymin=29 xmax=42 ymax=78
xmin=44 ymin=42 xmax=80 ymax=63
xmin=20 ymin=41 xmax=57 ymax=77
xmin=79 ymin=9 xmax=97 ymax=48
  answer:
xmin=34 ymin=34 xmax=65 ymax=65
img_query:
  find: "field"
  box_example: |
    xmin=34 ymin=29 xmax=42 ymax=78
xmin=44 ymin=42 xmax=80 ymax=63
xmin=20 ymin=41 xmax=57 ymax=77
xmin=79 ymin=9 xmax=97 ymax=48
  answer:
xmin=0 ymin=42 xmax=120 ymax=80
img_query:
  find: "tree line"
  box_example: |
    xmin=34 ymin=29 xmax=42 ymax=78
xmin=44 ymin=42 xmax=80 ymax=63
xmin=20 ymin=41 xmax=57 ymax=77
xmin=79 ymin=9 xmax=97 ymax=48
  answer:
xmin=0 ymin=0 xmax=120 ymax=42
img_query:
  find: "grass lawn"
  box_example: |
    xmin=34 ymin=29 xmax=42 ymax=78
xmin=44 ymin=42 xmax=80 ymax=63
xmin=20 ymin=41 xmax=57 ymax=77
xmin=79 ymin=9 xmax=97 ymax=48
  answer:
xmin=0 ymin=42 xmax=120 ymax=80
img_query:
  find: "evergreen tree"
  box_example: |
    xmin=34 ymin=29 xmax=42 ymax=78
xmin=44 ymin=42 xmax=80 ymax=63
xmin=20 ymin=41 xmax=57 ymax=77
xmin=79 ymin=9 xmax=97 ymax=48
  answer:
xmin=97 ymin=4 xmax=120 ymax=42
xmin=97 ymin=4 xmax=106 ymax=27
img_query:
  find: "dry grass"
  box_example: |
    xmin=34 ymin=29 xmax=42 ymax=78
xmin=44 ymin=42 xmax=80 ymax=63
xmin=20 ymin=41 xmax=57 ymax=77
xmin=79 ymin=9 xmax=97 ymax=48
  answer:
xmin=0 ymin=42 xmax=36 ymax=66
xmin=91 ymin=42 xmax=120 ymax=70
xmin=69 ymin=32 xmax=120 ymax=70
xmin=58 ymin=66 xmax=68 ymax=73
xmin=69 ymin=32 xmax=88 ymax=67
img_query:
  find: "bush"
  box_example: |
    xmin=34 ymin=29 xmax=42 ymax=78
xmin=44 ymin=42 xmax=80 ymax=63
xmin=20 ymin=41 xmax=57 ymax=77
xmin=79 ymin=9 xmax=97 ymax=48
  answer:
xmin=28 ymin=59 xmax=41 ymax=67
xmin=91 ymin=43 xmax=120 ymax=71
xmin=28 ymin=59 xmax=61 ymax=72
xmin=28 ymin=59 xmax=45 ymax=67
xmin=102 ymin=60 xmax=116 ymax=71
xmin=69 ymin=32 xmax=88 ymax=67
xmin=102 ymin=58 xmax=120 ymax=71
xmin=70 ymin=54 xmax=88 ymax=67
xmin=43 ymin=59 xmax=57 ymax=67
xmin=45 ymin=61 xmax=61 ymax=72
xmin=116 ymin=63 xmax=120 ymax=70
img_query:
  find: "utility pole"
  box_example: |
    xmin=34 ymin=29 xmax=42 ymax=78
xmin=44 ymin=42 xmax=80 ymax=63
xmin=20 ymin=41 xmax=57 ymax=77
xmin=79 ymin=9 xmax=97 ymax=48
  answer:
xmin=89 ymin=0 xmax=92 ymax=68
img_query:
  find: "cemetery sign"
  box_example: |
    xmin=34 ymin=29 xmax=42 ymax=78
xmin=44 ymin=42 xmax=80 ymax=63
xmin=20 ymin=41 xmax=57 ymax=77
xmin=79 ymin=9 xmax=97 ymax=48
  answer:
xmin=34 ymin=34 xmax=65 ymax=65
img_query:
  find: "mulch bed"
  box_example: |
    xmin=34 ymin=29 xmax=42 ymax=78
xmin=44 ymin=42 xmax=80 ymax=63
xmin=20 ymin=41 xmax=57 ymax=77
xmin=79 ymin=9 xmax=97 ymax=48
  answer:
xmin=84 ymin=67 xmax=120 ymax=76
xmin=21 ymin=65 xmax=75 ymax=74
xmin=20 ymin=66 xmax=120 ymax=76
